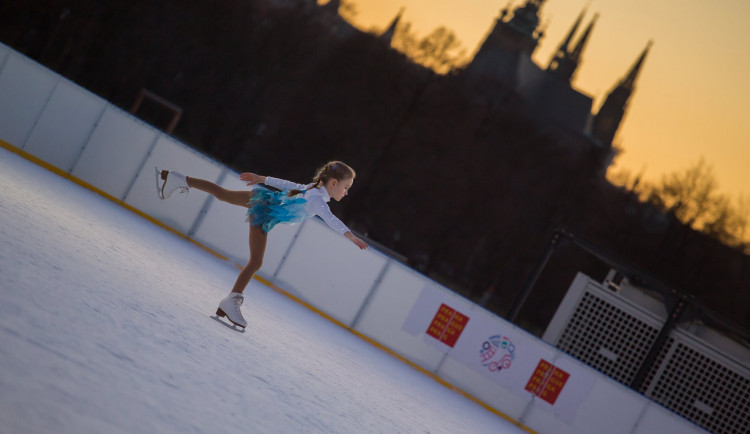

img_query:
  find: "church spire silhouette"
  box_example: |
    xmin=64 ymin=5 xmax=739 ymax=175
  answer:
xmin=547 ymin=7 xmax=586 ymax=74
xmin=380 ymin=8 xmax=404 ymax=47
xmin=548 ymin=10 xmax=598 ymax=83
xmin=621 ymin=40 xmax=652 ymax=89
xmin=591 ymin=41 xmax=653 ymax=146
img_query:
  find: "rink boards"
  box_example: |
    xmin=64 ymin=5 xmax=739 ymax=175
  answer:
xmin=0 ymin=43 xmax=707 ymax=434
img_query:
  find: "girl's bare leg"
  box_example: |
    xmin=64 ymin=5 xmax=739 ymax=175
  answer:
xmin=231 ymin=225 xmax=268 ymax=293
xmin=185 ymin=177 xmax=266 ymax=293
xmin=186 ymin=177 xmax=253 ymax=207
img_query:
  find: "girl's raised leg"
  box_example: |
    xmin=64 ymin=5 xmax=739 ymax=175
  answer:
xmin=186 ymin=177 xmax=254 ymax=207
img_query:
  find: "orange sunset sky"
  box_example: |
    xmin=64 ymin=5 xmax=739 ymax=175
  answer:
xmin=344 ymin=0 xmax=749 ymax=201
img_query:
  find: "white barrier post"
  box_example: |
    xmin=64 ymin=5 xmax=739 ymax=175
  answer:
xmin=68 ymin=105 xmax=108 ymax=174
xmin=122 ymin=132 xmax=162 ymax=201
xmin=350 ymin=261 xmax=391 ymax=328
xmin=21 ymin=79 xmax=60 ymax=149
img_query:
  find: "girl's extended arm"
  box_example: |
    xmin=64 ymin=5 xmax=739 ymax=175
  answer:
xmin=312 ymin=199 xmax=368 ymax=250
xmin=240 ymin=172 xmax=309 ymax=191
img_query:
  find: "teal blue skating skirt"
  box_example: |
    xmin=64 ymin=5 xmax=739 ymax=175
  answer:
xmin=246 ymin=185 xmax=309 ymax=234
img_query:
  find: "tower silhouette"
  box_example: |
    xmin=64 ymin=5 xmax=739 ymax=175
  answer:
xmin=547 ymin=7 xmax=586 ymax=78
xmin=380 ymin=8 xmax=404 ymax=47
xmin=467 ymin=0 xmax=547 ymax=86
xmin=465 ymin=1 xmax=650 ymax=153
xmin=547 ymin=11 xmax=598 ymax=83
xmin=591 ymin=42 xmax=653 ymax=146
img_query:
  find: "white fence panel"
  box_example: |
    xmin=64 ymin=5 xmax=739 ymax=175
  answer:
xmin=275 ymin=219 xmax=387 ymax=325
xmin=0 ymin=53 xmax=57 ymax=146
xmin=439 ymin=356 xmax=534 ymax=420
xmin=352 ymin=264 xmax=455 ymax=371
xmin=23 ymin=80 xmax=107 ymax=171
xmin=71 ymin=107 xmax=158 ymax=199
xmin=125 ymin=136 xmax=224 ymax=234
xmin=437 ymin=308 xmax=559 ymax=421
xmin=631 ymin=403 xmax=707 ymax=434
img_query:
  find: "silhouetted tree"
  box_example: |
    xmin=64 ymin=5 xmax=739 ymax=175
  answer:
xmin=615 ymin=158 xmax=749 ymax=251
xmin=392 ymin=23 xmax=468 ymax=74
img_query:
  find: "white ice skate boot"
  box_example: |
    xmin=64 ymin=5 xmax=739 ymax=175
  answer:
xmin=216 ymin=292 xmax=247 ymax=328
xmin=155 ymin=167 xmax=189 ymax=200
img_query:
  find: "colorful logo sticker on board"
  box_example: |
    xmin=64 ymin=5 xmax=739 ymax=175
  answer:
xmin=425 ymin=303 xmax=469 ymax=348
xmin=525 ymin=359 xmax=571 ymax=405
xmin=479 ymin=334 xmax=516 ymax=373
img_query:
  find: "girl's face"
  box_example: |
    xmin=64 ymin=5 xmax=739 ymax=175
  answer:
xmin=327 ymin=177 xmax=354 ymax=201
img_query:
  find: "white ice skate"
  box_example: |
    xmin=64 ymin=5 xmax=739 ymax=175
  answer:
xmin=216 ymin=293 xmax=247 ymax=328
xmin=155 ymin=167 xmax=189 ymax=200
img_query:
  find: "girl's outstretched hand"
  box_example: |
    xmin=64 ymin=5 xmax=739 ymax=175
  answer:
xmin=345 ymin=232 xmax=369 ymax=250
xmin=240 ymin=172 xmax=264 ymax=186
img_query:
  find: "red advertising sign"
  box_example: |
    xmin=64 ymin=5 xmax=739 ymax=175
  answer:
xmin=525 ymin=359 xmax=570 ymax=405
xmin=426 ymin=303 xmax=469 ymax=348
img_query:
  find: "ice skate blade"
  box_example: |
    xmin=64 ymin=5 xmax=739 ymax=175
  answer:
xmin=215 ymin=308 xmax=246 ymax=329
xmin=211 ymin=315 xmax=246 ymax=332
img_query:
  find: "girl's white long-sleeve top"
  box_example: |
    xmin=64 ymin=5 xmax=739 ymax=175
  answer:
xmin=263 ymin=177 xmax=350 ymax=235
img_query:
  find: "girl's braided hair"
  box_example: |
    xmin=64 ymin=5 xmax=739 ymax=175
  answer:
xmin=289 ymin=161 xmax=355 ymax=196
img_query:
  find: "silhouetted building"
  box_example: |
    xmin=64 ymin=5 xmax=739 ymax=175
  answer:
xmin=272 ymin=0 xmax=651 ymax=165
xmin=466 ymin=0 xmax=651 ymax=156
xmin=467 ymin=0 xmax=546 ymax=86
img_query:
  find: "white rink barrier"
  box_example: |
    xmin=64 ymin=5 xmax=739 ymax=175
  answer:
xmin=0 ymin=43 xmax=707 ymax=434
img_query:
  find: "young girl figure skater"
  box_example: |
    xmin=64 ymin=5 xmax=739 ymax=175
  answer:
xmin=155 ymin=161 xmax=368 ymax=328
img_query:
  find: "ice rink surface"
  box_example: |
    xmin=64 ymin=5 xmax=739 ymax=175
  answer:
xmin=0 ymin=148 xmax=528 ymax=434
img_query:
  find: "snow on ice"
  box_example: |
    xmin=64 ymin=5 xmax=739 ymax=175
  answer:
xmin=0 ymin=148 xmax=527 ymax=434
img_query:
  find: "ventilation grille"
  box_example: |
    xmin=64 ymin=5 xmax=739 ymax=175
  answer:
xmin=556 ymin=291 xmax=661 ymax=384
xmin=642 ymin=338 xmax=750 ymax=434
xmin=547 ymin=273 xmax=750 ymax=433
